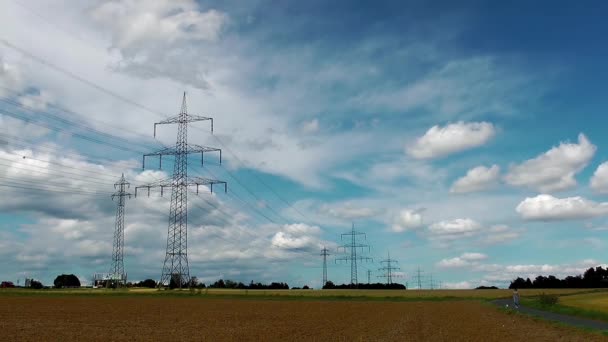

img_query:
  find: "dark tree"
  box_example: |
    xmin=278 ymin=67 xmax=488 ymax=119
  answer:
xmin=30 ymin=280 xmax=44 ymax=289
xmin=53 ymin=274 xmax=80 ymax=288
xmin=138 ymin=279 xmax=157 ymax=288
xmin=323 ymin=281 xmax=335 ymax=289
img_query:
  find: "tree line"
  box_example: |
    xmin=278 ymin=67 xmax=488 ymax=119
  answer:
xmin=509 ymin=266 xmax=608 ymax=289
xmin=322 ymin=281 xmax=406 ymax=290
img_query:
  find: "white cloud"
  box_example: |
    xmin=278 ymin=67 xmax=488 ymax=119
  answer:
xmin=0 ymin=53 xmax=25 ymax=97
xmin=319 ymin=202 xmax=379 ymax=220
xmin=301 ymin=118 xmax=319 ymax=134
xmin=480 ymin=259 xmax=605 ymax=284
xmin=270 ymin=223 xmax=323 ymax=251
xmin=505 ymin=133 xmax=596 ymax=192
xmin=437 ymin=252 xmax=487 ymax=268
xmin=516 ymin=194 xmax=608 ymax=221
xmin=428 ymin=218 xmax=482 ymax=240
xmin=479 ymin=225 xmax=521 ymax=245
xmin=461 ymin=252 xmax=487 ymax=261
xmin=406 ymin=121 xmax=495 ymax=159
xmin=91 ymin=0 xmax=227 ymax=51
xmin=391 ymin=209 xmax=424 ymax=232
xmin=450 ymin=164 xmax=500 ymax=193
xmin=590 ymin=162 xmax=608 ymax=193
xmin=443 ymin=281 xmax=474 ymax=289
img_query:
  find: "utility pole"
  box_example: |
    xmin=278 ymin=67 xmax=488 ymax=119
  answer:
xmin=429 ymin=273 xmax=434 ymax=290
xmin=336 ymin=223 xmax=372 ymax=286
xmin=377 ymin=251 xmax=400 ymax=285
xmin=367 ymin=269 xmax=372 ymax=284
xmin=135 ymin=93 xmax=227 ymax=289
xmin=108 ymin=174 xmax=131 ymax=288
xmin=320 ymin=247 xmax=331 ymax=287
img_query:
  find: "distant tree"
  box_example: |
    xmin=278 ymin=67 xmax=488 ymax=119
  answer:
xmin=225 ymin=280 xmax=238 ymax=289
xmin=53 ymin=274 xmax=80 ymax=288
xmin=30 ymin=280 xmax=43 ymax=289
xmin=302 ymin=285 xmax=310 ymax=290
xmin=475 ymin=286 xmax=498 ymax=290
xmin=211 ymin=279 xmax=226 ymax=288
xmin=0 ymin=281 xmax=15 ymax=288
xmin=322 ymin=281 xmax=335 ymax=289
xmin=137 ymin=279 xmax=157 ymax=288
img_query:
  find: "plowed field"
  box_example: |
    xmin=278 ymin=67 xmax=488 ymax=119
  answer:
xmin=0 ymin=296 xmax=604 ymax=341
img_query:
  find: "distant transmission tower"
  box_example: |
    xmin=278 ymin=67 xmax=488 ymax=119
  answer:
xmin=377 ymin=251 xmax=400 ymax=285
xmin=336 ymin=223 xmax=372 ymax=285
xmin=320 ymin=247 xmax=331 ymax=287
xmin=136 ymin=93 xmax=227 ymax=288
xmin=108 ymin=174 xmax=131 ymax=288
xmin=367 ymin=269 xmax=372 ymax=284
xmin=413 ymin=266 xmax=424 ymax=290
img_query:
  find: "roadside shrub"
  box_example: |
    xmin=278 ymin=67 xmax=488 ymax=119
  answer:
xmin=539 ymin=293 xmax=559 ymax=306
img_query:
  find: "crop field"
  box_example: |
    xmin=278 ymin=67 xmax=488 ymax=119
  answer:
xmin=3 ymin=287 xmax=595 ymax=299
xmin=1 ymin=292 xmax=606 ymax=341
xmin=560 ymin=292 xmax=608 ymax=313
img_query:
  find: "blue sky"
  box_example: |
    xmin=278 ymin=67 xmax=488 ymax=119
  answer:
xmin=1 ymin=0 xmax=608 ymax=289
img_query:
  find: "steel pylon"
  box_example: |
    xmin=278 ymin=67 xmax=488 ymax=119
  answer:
xmin=135 ymin=93 xmax=226 ymax=288
xmin=109 ymin=174 xmax=131 ymax=287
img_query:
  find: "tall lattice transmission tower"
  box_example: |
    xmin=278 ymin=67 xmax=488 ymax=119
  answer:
xmin=320 ymin=247 xmax=331 ymax=287
xmin=413 ymin=266 xmax=424 ymax=290
xmin=367 ymin=269 xmax=372 ymax=284
xmin=377 ymin=251 xmax=400 ymax=285
xmin=336 ymin=223 xmax=372 ymax=285
xmin=135 ymin=93 xmax=227 ymax=288
xmin=108 ymin=174 xmax=131 ymax=288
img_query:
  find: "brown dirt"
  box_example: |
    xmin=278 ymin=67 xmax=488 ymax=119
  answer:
xmin=0 ymin=297 xmax=605 ymax=341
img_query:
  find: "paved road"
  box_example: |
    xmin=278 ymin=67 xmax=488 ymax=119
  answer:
xmin=493 ymin=299 xmax=608 ymax=331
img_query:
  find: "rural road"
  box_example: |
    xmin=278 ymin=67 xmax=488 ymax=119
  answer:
xmin=493 ymin=299 xmax=608 ymax=331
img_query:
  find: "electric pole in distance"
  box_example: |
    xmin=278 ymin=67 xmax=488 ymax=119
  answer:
xmin=377 ymin=251 xmax=400 ymax=285
xmin=108 ymin=174 xmax=131 ymax=288
xmin=413 ymin=266 xmax=424 ymax=290
xmin=135 ymin=93 xmax=227 ymax=289
xmin=367 ymin=269 xmax=372 ymax=284
xmin=320 ymin=246 xmax=331 ymax=287
xmin=336 ymin=223 xmax=372 ymax=286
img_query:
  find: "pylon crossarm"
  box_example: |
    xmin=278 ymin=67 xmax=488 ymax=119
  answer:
xmin=187 ymin=176 xmax=227 ymax=193
xmin=154 ymin=114 xmax=213 ymax=137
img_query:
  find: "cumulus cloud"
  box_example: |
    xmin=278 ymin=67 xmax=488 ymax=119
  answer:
xmin=391 ymin=209 xmax=424 ymax=232
xmin=480 ymin=259 xmax=605 ymax=285
xmin=479 ymin=225 xmax=521 ymax=245
xmin=0 ymin=54 xmax=25 ymax=97
xmin=516 ymin=194 xmax=608 ymax=221
xmin=319 ymin=202 xmax=380 ymax=220
xmin=301 ymin=118 xmax=319 ymax=134
xmin=91 ymin=0 xmax=228 ymax=89
xmin=427 ymin=218 xmax=482 ymax=240
xmin=505 ymin=133 xmax=596 ymax=192
xmin=437 ymin=252 xmax=487 ymax=268
xmin=590 ymin=162 xmax=608 ymax=193
xmin=406 ymin=121 xmax=495 ymax=159
xmin=91 ymin=0 xmax=227 ymax=51
xmin=450 ymin=164 xmax=500 ymax=193
xmin=270 ymin=223 xmax=323 ymax=251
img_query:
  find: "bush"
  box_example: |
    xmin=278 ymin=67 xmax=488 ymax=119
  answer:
xmin=539 ymin=292 xmax=559 ymax=306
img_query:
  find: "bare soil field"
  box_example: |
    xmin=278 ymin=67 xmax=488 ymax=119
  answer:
xmin=0 ymin=296 xmax=605 ymax=341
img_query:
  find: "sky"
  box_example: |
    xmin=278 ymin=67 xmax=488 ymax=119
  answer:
xmin=1 ymin=0 xmax=608 ymax=289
